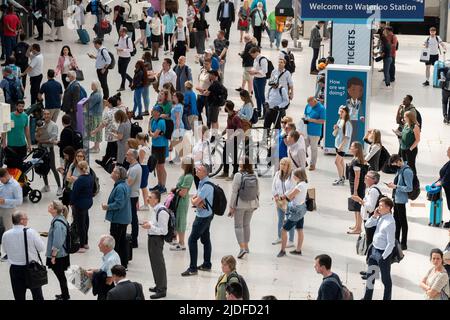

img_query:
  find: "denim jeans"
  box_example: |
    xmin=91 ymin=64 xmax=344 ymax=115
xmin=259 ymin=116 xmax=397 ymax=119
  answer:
xmin=4 ymin=36 xmax=16 ymax=60
xmin=188 ymin=215 xmax=213 ymax=271
xmin=383 ymin=57 xmax=392 ymax=86
xmin=143 ymin=86 xmax=150 ymax=112
xmin=269 ymin=30 xmax=282 ymax=48
xmin=253 ymin=77 xmax=267 ymax=116
xmin=363 ymin=247 xmax=392 ymax=300
xmin=133 ymin=86 xmax=145 ymax=116
xmin=277 ymin=208 xmax=294 ymax=241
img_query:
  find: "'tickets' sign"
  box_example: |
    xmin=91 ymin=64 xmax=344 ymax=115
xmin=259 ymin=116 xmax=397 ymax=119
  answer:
xmin=301 ymin=0 xmax=425 ymax=22
xmin=332 ymin=23 xmax=372 ymax=66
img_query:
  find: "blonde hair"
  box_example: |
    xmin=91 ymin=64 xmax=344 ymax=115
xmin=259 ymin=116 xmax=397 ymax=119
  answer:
xmin=279 ymin=157 xmax=293 ymax=180
xmin=185 ymin=80 xmax=193 ymax=90
xmin=371 ymin=129 xmax=382 ymax=145
xmin=292 ymin=168 xmax=308 ymax=183
xmin=51 ymin=200 xmax=68 ymax=218
xmin=221 ymin=255 xmax=237 ymax=271
xmin=77 ymin=160 xmax=89 ymax=173
xmin=127 ymin=138 xmax=139 ymax=149
xmin=281 ymin=116 xmax=293 ymax=123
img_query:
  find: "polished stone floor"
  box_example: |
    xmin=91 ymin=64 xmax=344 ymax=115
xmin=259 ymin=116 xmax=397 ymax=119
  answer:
xmin=0 ymin=0 xmax=449 ymax=300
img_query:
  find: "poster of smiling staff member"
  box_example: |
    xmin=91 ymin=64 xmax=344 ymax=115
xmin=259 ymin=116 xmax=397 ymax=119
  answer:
xmin=324 ymin=65 xmax=371 ymax=154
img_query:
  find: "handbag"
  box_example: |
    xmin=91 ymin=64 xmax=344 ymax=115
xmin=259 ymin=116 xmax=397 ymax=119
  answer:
xmin=306 ymin=188 xmax=316 ymax=211
xmin=54 ymin=19 xmax=64 ymax=27
xmin=75 ymin=69 xmax=84 ymax=81
xmin=23 ymin=228 xmax=48 ymax=289
xmin=239 ymin=19 xmax=249 ymax=28
xmin=356 ymin=232 xmax=368 ymax=256
xmin=420 ymin=48 xmax=431 ymax=63
xmin=348 ymin=197 xmax=361 ymax=212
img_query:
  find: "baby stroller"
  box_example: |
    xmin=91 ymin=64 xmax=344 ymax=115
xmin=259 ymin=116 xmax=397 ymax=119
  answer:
xmin=4 ymin=147 xmax=51 ymax=203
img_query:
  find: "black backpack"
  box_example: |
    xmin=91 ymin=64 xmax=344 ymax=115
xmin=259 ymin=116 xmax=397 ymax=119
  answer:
xmin=126 ymin=36 xmax=137 ymax=57
xmin=101 ymin=48 xmax=115 ymax=70
xmin=259 ymin=56 xmax=274 ymax=79
xmin=14 ymin=42 xmax=29 ymax=67
xmin=398 ymin=167 xmax=421 ymax=200
xmin=370 ymin=187 xmax=386 ymax=216
xmin=204 ymin=181 xmax=227 ymax=216
xmin=90 ymin=168 xmax=100 ymax=196
xmin=130 ymin=121 xmax=142 ymax=138
xmin=156 ymin=207 xmax=176 ymax=243
xmin=147 ymin=154 xmax=158 ymax=173
xmin=227 ymin=273 xmax=250 ymax=300
xmin=282 ymin=50 xmax=296 ymax=73
xmin=52 ymin=219 xmax=81 ymax=254
xmin=6 ymin=77 xmax=23 ymax=102
xmin=379 ymin=146 xmax=394 ymax=173
xmin=250 ymin=108 xmax=259 ymax=124
xmin=71 ymin=128 xmax=83 ymax=151
xmin=157 ymin=118 xmax=174 ymax=140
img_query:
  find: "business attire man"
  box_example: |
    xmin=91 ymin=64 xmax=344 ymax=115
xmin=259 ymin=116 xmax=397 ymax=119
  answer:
xmin=216 ymin=0 xmax=235 ymax=40
xmin=2 ymin=211 xmax=45 ymax=300
xmin=106 ymin=265 xmax=145 ymax=300
xmin=309 ymin=22 xmax=325 ymax=74
xmin=62 ymin=72 xmax=81 ymax=131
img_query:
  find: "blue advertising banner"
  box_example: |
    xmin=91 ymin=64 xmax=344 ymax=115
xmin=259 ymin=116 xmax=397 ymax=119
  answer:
xmin=324 ymin=65 xmax=371 ymax=154
xmin=301 ymin=0 xmax=425 ymax=22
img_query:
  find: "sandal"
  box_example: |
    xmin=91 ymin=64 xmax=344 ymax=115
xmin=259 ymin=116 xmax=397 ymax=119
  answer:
xmin=347 ymin=230 xmax=361 ymax=235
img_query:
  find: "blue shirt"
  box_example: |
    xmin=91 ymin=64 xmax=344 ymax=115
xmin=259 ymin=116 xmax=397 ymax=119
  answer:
xmin=171 ymin=103 xmax=185 ymax=129
xmin=184 ymin=89 xmax=198 ymax=116
xmin=278 ymin=132 xmax=288 ymax=159
xmin=151 ymin=118 xmax=168 ymax=147
xmin=304 ymin=102 xmax=326 ymax=137
xmin=196 ymin=177 xmax=214 ymax=217
xmin=100 ymin=250 xmax=122 ymax=277
xmin=211 ymin=56 xmax=220 ymax=71
xmin=238 ymin=103 xmax=253 ymax=121
xmin=39 ymin=79 xmax=63 ymax=109
xmin=0 ymin=178 xmax=23 ymax=208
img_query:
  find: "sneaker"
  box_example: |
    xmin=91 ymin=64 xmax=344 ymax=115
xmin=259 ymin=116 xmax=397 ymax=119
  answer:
xmin=277 ymin=250 xmax=286 ymax=258
xmin=422 ymin=80 xmax=430 ymax=86
xmin=56 ymin=187 xmax=63 ymax=197
xmin=286 ymin=241 xmax=295 ymax=248
xmin=290 ymin=250 xmax=302 ymax=255
xmin=41 ymin=185 xmax=50 ymax=193
xmin=133 ymin=115 xmax=144 ymax=120
xmin=308 ymin=165 xmax=316 ymax=171
xmin=197 ymin=265 xmax=212 ymax=271
xmin=170 ymin=244 xmax=186 ymax=251
xmin=181 ymin=269 xmax=198 ymax=276
xmin=149 ymin=185 xmax=160 ymax=191
xmin=332 ymin=178 xmax=344 ymax=186
xmin=139 ymin=205 xmax=150 ymax=211
xmin=95 ymin=159 xmax=104 ymax=166
xmin=159 ymin=186 xmax=167 ymax=194
xmin=272 ymin=238 xmax=282 ymax=245
xmin=237 ymin=249 xmax=248 ymax=259
xmin=117 ymin=87 xmax=125 ymax=92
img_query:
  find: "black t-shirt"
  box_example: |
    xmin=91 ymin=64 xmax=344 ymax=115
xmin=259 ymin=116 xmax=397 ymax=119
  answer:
xmin=114 ymin=5 xmax=125 ymax=23
xmin=213 ymin=38 xmax=229 ymax=59
xmin=317 ymin=273 xmax=343 ymax=300
xmin=207 ymin=80 xmax=225 ymax=106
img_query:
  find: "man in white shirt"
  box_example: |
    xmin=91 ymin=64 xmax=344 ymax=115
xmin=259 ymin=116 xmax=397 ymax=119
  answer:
xmin=270 ymin=58 xmax=293 ymax=100
xmin=116 ymin=27 xmax=134 ymax=91
xmin=286 ymin=130 xmax=306 ymax=169
xmin=264 ymin=80 xmax=289 ymax=131
xmin=0 ymin=168 xmax=23 ymax=235
xmin=362 ymin=197 xmax=396 ymax=300
xmin=158 ymin=58 xmax=177 ymax=92
xmin=21 ymin=43 xmax=43 ymax=105
xmin=248 ymin=46 xmax=268 ymax=118
xmin=141 ymin=190 xmax=169 ymax=299
xmin=2 ymin=211 xmax=45 ymax=300
xmin=423 ymin=26 xmax=447 ymax=86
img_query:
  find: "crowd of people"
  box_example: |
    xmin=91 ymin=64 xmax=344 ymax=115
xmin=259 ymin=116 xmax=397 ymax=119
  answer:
xmin=0 ymin=0 xmax=449 ymax=302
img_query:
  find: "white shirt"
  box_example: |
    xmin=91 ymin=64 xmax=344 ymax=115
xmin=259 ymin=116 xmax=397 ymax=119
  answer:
xmin=222 ymin=2 xmax=230 ymax=18
xmin=148 ymin=203 xmax=169 ymax=236
xmin=365 ymin=213 xmax=396 ymax=259
xmin=361 ymin=184 xmax=382 ymax=221
xmin=253 ymin=55 xmax=268 ymax=78
xmin=151 ymin=17 xmax=162 ymax=36
xmin=270 ymin=68 xmax=293 ymax=91
xmin=117 ymin=36 xmax=133 ymax=58
xmin=2 ymin=225 xmax=45 ymax=266
xmin=138 ymin=145 xmax=151 ymax=165
xmin=288 ymin=181 xmax=308 ymax=206
xmin=288 ymin=138 xmax=307 ymax=169
xmin=272 ymin=171 xmax=295 ymax=197
xmin=62 ymin=56 xmax=71 ymax=74
xmin=425 ymin=35 xmax=443 ymax=55
xmin=159 ymin=69 xmax=177 ymax=91
xmin=29 ymin=52 xmax=43 ymax=77
xmin=192 ymin=140 xmax=211 ymax=165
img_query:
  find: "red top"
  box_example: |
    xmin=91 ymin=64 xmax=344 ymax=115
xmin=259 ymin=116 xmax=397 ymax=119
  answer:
xmin=3 ymin=14 xmax=20 ymax=37
xmin=387 ymin=34 xmax=398 ymax=58
xmin=227 ymin=111 xmax=243 ymax=130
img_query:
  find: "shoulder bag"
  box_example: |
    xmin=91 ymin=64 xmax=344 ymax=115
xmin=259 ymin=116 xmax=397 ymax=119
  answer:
xmin=23 ymin=228 xmax=48 ymax=289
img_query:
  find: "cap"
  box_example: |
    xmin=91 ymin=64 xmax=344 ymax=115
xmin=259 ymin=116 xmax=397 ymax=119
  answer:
xmin=208 ymin=70 xmax=220 ymax=77
xmin=152 ymin=105 xmax=163 ymax=113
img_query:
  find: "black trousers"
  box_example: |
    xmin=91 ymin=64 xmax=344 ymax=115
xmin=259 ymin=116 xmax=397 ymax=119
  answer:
xmin=73 ymin=206 xmax=89 ymax=247
xmin=110 ymin=223 xmax=128 ymax=268
xmin=311 ymin=48 xmax=320 ymax=72
xmin=394 ymin=203 xmax=408 ymax=246
xmin=30 ymin=74 xmax=43 ymax=105
xmin=389 ymin=57 xmax=396 ymax=81
xmin=130 ymin=197 xmax=139 ymax=247
xmin=101 ymin=141 xmax=118 ymax=165
xmin=263 ymin=108 xmax=285 ymax=130
xmin=9 ymin=265 xmax=44 ymax=300
xmin=34 ymin=17 xmax=44 ymax=38
xmin=42 ymin=146 xmax=61 ymax=188
xmin=223 ymin=137 xmax=239 ymax=175
xmin=365 ymin=224 xmax=376 ymax=249
xmin=442 ymin=89 xmax=450 ymax=119
xmin=118 ymin=57 xmax=132 ymax=89
xmin=164 ymin=33 xmax=173 ymax=51
xmin=173 ymin=41 xmax=186 ymax=65
xmin=97 ymin=68 xmax=109 ymax=100
xmin=51 ymin=258 xmax=70 ymax=299
xmin=253 ymin=26 xmax=262 ymax=47
xmin=220 ymin=18 xmax=232 ymax=40
xmin=400 ymin=147 xmax=418 ymax=175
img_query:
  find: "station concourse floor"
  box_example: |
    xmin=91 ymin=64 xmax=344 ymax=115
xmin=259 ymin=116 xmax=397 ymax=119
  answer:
xmin=0 ymin=1 xmax=449 ymax=300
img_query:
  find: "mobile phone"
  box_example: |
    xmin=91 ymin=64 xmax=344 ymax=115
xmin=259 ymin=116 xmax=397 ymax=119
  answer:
xmin=383 ymin=182 xmax=389 ymax=185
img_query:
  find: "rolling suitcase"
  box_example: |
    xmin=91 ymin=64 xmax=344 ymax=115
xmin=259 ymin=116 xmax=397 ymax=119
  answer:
xmin=126 ymin=233 xmax=133 ymax=261
xmin=429 ymin=199 xmax=443 ymax=227
xmin=433 ymin=60 xmax=445 ymax=88
xmin=77 ymin=28 xmax=90 ymax=44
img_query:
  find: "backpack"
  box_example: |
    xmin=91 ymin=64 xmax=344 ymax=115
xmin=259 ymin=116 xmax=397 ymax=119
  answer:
xmin=157 ymin=118 xmax=174 ymax=140
xmin=130 ymin=121 xmax=142 ymax=138
xmin=409 ymin=173 xmax=421 ymax=201
xmin=227 ymin=273 xmax=250 ymax=300
xmin=6 ymin=77 xmax=23 ymax=102
xmin=101 ymin=48 xmax=115 ymax=70
xmin=156 ymin=207 xmax=176 ymax=243
xmin=14 ymin=42 xmax=29 ymax=66
xmin=370 ymin=186 xmax=386 ymax=216
xmin=147 ymin=154 xmax=158 ymax=173
xmin=70 ymin=128 xmax=83 ymax=150
xmin=79 ymin=84 xmax=87 ymax=100
xmin=326 ymin=277 xmax=354 ymax=300
xmin=379 ymin=146 xmax=394 ymax=174
xmin=236 ymin=173 xmax=258 ymax=205
xmin=215 ymin=82 xmax=228 ymax=106
xmin=250 ymin=108 xmax=259 ymax=124
xmin=282 ymin=50 xmax=296 ymax=73
xmin=259 ymin=56 xmax=274 ymax=79
xmin=126 ymin=36 xmax=137 ymax=57
xmin=90 ymin=168 xmax=100 ymax=196
xmin=204 ymin=181 xmax=227 ymax=216
xmin=52 ymin=219 xmax=81 ymax=254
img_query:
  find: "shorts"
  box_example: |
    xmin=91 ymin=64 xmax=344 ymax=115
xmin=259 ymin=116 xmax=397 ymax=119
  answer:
xmin=207 ymin=105 xmax=220 ymax=123
xmin=151 ymin=146 xmax=166 ymax=164
xmin=243 ymin=67 xmax=253 ymax=81
xmin=426 ymin=54 xmax=439 ymax=66
xmin=283 ymin=217 xmax=304 ymax=231
xmin=151 ymin=34 xmax=161 ymax=44
xmin=140 ymin=164 xmax=149 ymax=188
xmin=335 ymin=148 xmax=346 ymax=157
